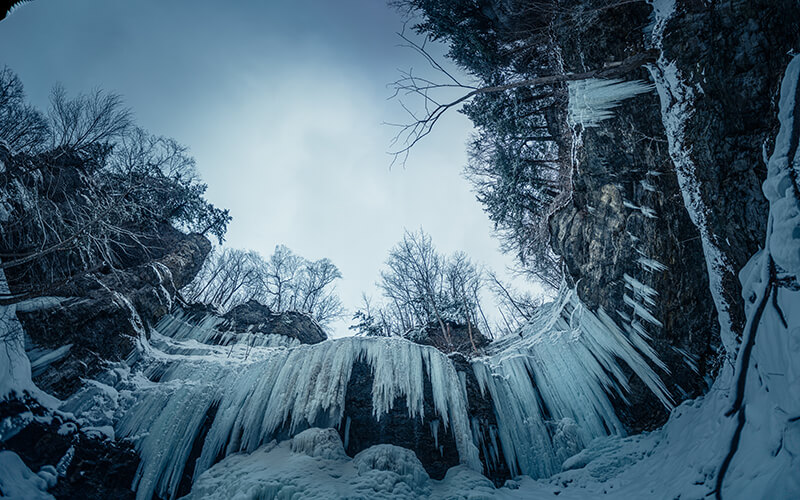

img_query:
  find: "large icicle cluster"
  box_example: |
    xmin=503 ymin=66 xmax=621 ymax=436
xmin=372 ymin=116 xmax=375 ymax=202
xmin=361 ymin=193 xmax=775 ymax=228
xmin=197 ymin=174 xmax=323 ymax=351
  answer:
xmin=58 ymin=285 xmax=675 ymax=500
xmin=471 ymin=288 xmax=673 ymax=478
xmin=568 ymin=78 xmax=653 ymax=128
xmin=106 ymin=311 xmax=481 ymax=500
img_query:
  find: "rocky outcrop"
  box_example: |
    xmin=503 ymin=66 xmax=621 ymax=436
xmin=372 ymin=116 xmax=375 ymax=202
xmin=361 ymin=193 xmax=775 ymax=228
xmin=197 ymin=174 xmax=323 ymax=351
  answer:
xmin=16 ymin=229 xmax=210 ymax=399
xmin=548 ymin=0 xmax=800 ymax=430
xmin=338 ymin=353 xmax=509 ymax=484
xmin=0 ymin=398 xmax=138 ymax=500
xmin=219 ymin=300 xmax=327 ymax=345
xmin=408 ymin=321 xmax=491 ymax=358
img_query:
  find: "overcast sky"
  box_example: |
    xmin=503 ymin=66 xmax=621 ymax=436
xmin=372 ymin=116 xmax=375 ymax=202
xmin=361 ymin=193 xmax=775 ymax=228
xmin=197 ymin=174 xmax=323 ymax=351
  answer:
xmin=0 ymin=0 xmax=541 ymax=336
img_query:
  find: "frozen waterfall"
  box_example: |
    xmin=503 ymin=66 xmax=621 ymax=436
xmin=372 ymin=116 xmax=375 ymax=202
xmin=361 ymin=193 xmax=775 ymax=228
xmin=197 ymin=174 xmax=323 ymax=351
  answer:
xmin=62 ymin=288 xmax=672 ymax=500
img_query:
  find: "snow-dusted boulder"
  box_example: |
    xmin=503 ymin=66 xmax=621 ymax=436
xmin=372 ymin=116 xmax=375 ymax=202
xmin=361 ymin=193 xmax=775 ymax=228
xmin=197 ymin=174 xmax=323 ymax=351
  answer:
xmin=290 ymin=427 xmax=348 ymax=460
xmin=353 ymin=444 xmax=430 ymax=489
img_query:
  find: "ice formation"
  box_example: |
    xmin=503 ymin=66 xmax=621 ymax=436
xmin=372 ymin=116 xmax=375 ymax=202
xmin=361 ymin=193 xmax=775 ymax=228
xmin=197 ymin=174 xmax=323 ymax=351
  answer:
xmin=471 ymin=288 xmax=672 ymax=478
xmin=568 ymin=78 xmax=654 ymax=128
xmin=0 ymin=268 xmax=57 ymax=406
xmin=49 ymin=279 xmax=677 ymax=500
xmin=184 ymin=429 xmax=517 ymax=500
xmin=101 ymin=311 xmax=480 ymax=500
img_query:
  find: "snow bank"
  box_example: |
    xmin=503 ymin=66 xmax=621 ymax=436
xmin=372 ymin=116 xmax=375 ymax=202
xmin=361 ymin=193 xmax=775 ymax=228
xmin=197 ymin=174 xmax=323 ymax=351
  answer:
xmin=353 ymin=444 xmax=430 ymax=490
xmin=184 ymin=433 xmax=532 ymax=500
xmin=0 ymin=450 xmax=55 ymax=500
xmin=290 ymin=427 xmax=348 ymax=460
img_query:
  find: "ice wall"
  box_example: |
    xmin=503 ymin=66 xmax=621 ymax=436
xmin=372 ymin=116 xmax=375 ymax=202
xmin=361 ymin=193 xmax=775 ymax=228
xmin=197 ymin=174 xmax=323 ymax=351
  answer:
xmin=60 ymin=286 xmax=673 ymax=500
xmin=110 ymin=311 xmax=480 ymax=500
xmin=472 ymin=288 xmax=673 ymax=478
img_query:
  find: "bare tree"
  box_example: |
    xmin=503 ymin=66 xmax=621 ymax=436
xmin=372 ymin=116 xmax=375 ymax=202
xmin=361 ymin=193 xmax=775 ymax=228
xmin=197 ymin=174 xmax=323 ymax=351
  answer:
xmin=387 ymin=29 xmax=657 ymax=164
xmin=0 ymin=66 xmax=47 ymax=153
xmin=442 ymin=252 xmax=479 ymax=350
xmin=182 ymin=244 xmax=345 ymax=328
xmin=182 ymin=248 xmax=262 ymax=311
xmin=0 ymin=70 xmax=229 ymax=304
xmin=381 ymin=229 xmax=452 ymax=345
xmin=48 ymin=84 xmax=132 ymax=153
xmin=487 ymin=270 xmax=544 ymax=336
xmin=262 ymin=245 xmax=303 ymax=312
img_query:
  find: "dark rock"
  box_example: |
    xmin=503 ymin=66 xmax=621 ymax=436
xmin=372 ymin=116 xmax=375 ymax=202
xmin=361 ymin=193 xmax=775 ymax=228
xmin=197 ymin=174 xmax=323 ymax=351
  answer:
xmin=17 ymin=231 xmax=210 ymax=399
xmin=339 ymin=360 xmax=460 ymax=480
xmin=0 ymin=399 xmax=138 ymax=500
xmin=335 ymin=353 xmax=509 ymax=485
xmin=449 ymin=352 xmax=512 ymax=485
xmin=217 ymin=300 xmax=327 ymax=345
xmin=547 ymin=0 xmax=799 ymax=431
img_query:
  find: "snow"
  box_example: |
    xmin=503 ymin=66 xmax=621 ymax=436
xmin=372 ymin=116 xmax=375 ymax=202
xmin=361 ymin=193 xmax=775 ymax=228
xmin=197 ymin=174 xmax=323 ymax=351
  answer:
xmin=0 ymin=450 xmax=54 ymax=500
xmin=290 ymin=427 xmax=348 ymax=460
xmin=761 ymin=54 xmax=800 ymax=276
xmin=712 ymin=52 xmax=800 ymax=499
xmin=182 ymin=430 xmax=517 ymax=500
xmin=352 ymin=443 xmax=430 ymax=491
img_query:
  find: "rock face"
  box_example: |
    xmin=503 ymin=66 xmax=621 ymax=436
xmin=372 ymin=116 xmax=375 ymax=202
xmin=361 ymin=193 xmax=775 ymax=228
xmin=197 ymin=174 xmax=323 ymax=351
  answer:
xmin=0 ymin=398 xmax=139 ymax=500
xmin=408 ymin=321 xmax=491 ymax=358
xmin=548 ymin=0 xmax=800 ymax=430
xmin=219 ymin=300 xmax=327 ymax=345
xmin=16 ymin=228 xmax=210 ymax=399
xmin=338 ymin=355 xmax=508 ymax=483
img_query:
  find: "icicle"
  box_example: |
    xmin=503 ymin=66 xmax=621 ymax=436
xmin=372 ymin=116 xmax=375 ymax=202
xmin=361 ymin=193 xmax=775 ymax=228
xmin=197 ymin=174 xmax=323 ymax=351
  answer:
xmin=568 ymin=78 xmax=654 ymax=128
xmin=472 ymin=288 xmax=672 ymax=478
xmin=109 ymin=312 xmax=481 ymax=500
xmin=637 ymin=256 xmax=668 ymax=273
xmin=343 ymin=416 xmax=351 ymax=451
xmin=430 ymin=419 xmax=440 ymax=451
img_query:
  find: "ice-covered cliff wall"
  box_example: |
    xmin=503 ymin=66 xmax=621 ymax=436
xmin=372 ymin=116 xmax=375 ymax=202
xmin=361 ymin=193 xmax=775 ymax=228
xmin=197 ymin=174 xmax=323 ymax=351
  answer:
xmin=54 ymin=283 xmax=673 ymax=500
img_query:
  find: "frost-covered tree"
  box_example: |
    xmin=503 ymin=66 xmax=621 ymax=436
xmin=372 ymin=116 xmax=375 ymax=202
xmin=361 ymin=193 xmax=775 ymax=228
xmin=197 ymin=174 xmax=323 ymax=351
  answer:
xmin=349 ymin=294 xmax=391 ymax=337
